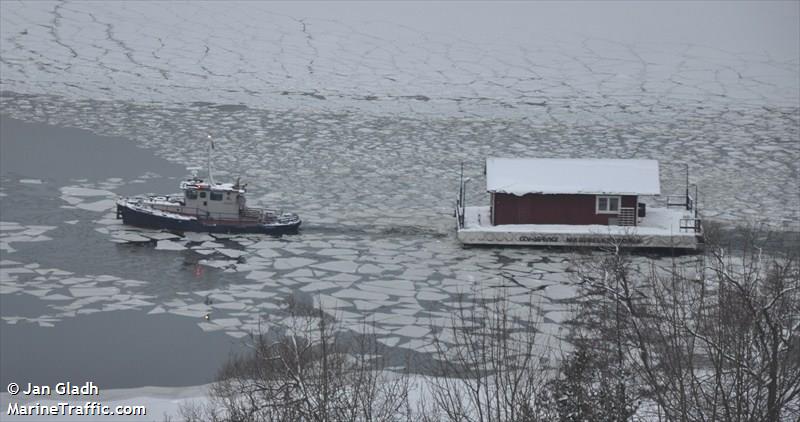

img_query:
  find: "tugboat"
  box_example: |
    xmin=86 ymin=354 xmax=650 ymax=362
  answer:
xmin=116 ymin=137 xmax=301 ymax=234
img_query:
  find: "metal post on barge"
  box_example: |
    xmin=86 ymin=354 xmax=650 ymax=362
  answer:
xmin=206 ymin=134 xmax=215 ymax=185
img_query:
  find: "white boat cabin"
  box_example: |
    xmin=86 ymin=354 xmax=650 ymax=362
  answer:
xmin=180 ymin=178 xmax=247 ymax=220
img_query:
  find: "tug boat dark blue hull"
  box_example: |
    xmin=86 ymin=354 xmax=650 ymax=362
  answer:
xmin=117 ymin=135 xmax=301 ymax=235
xmin=116 ymin=202 xmax=301 ymax=235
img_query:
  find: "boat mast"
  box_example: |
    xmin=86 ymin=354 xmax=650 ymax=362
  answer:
xmin=207 ymin=134 xmax=215 ymax=185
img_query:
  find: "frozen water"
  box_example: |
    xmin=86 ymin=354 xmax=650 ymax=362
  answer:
xmin=198 ymin=259 xmax=237 ymax=269
xmin=353 ymin=300 xmax=384 ymax=311
xmin=273 ymin=257 xmax=316 ymax=270
xmin=60 ymin=187 xmax=114 ymax=197
xmin=143 ymin=232 xmax=181 ymax=241
xmin=197 ymin=322 xmax=224 ymax=332
xmin=77 ymin=199 xmax=116 ymax=211
xmin=68 ymin=286 xmax=120 ymax=297
xmin=325 ymin=273 xmax=362 ymax=283
xmin=0 ymin=3 xmax=795 ymax=230
xmin=315 ymin=294 xmax=351 ymax=311
xmin=318 ymin=248 xmax=359 ymax=256
xmin=183 ymin=232 xmax=215 ymax=242
xmin=300 ymin=281 xmax=340 ymax=292
xmin=211 ymin=302 xmax=248 ymax=311
xmin=416 ymin=290 xmax=449 ymax=301
xmin=231 ymin=290 xmax=275 ymax=300
xmin=392 ymin=325 xmax=430 ymax=339
xmin=285 ymin=268 xmax=314 ymax=278
xmin=192 ymin=249 xmax=215 ymax=256
xmin=378 ymin=337 xmax=401 ymax=347
xmin=333 ymin=288 xmax=390 ymax=302
xmin=245 ymin=270 xmax=276 ymax=281
xmin=0 ymin=223 xmax=56 ymax=253
xmin=210 ymin=318 xmax=242 ymax=328
xmin=0 ymin=1 xmax=797 ymax=388
xmin=312 ymin=260 xmax=359 ymax=273
xmin=198 ymin=241 xmax=224 ymax=249
xmin=361 ymin=285 xmax=416 ymax=298
xmin=226 ymin=331 xmax=249 ymax=339
xmin=113 ymin=233 xmax=152 ymax=243
xmin=155 ymin=240 xmax=187 ymax=251
xmin=373 ymin=313 xmax=417 ymax=326
xmin=357 ymin=264 xmax=384 ymax=274
xmin=0 ymin=222 xmax=23 ymax=231
xmin=0 ymin=286 xmax=21 ymax=294
xmin=254 ymin=248 xmax=281 ymax=258
xmin=0 ymin=260 xmax=22 ymax=266
xmin=544 ymin=284 xmax=578 ymax=301
xmin=216 ymin=248 xmax=247 ymax=259
xmin=543 ymin=310 xmax=572 ymax=324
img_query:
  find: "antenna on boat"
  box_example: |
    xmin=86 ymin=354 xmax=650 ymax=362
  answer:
xmin=187 ymin=166 xmax=202 ymax=179
xmin=207 ymin=134 xmax=215 ymax=185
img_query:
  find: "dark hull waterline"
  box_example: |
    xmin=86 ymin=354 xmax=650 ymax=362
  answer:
xmin=117 ymin=204 xmax=301 ymax=235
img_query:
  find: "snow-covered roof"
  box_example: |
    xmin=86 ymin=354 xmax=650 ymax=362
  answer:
xmin=180 ymin=180 xmax=245 ymax=193
xmin=485 ymin=158 xmax=661 ymax=196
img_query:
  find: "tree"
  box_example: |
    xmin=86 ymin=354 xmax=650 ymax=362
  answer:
xmin=537 ymin=340 xmax=638 ymax=422
xmin=422 ymin=289 xmax=554 ymax=422
xmin=572 ymin=227 xmax=800 ymax=421
xmin=180 ymin=299 xmax=410 ymax=422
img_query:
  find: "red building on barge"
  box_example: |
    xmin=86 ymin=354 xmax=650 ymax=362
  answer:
xmin=456 ymin=158 xmax=702 ymax=250
xmin=487 ymin=158 xmax=659 ymax=226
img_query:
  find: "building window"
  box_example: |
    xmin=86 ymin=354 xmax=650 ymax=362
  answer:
xmin=596 ymin=196 xmax=620 ymax=214
xmin=210 ymin=191 xmax=223 ymax=201
xmin=199 ymin=191 xmax=206 ymax=198
xmin=185 ymin=190 xmax=198 ymax=200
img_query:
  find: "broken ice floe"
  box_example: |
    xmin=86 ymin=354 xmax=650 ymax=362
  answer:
xmin=0 ymin=222 xmax=56 ymax=253
xmin=9 ymin=175 xmax=617 ymax=357
xmin=0 ymin=231 xmax=588 ymax=355
xmin=312 ymin=260 xmax=359 ymax=273
xmin=155 ymin=240 xmax=187 ymax=251
xmin=274 ymin=257 xmax=317 ymax=270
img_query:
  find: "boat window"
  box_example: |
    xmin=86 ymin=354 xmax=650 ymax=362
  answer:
xmin=596 ymin=196 xmax=620 ymax=214
xmin=199 ymin=191 xmax=207 ymax=198
xmin=210 ymin=192 xmax=223 ymax=201
xmin=186 ymin=190 xmax=198 ymax=200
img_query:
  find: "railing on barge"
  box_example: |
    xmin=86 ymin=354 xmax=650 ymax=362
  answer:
xmin=455 ymin=199 xmax=465 ymax=230
xmin=667 ymin=184 xmax=703 ymax=234
xmin=680 ymin=217 xmax=703 ymax=233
